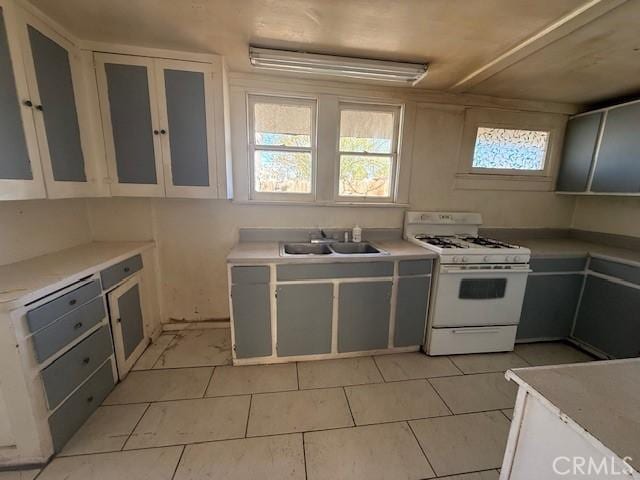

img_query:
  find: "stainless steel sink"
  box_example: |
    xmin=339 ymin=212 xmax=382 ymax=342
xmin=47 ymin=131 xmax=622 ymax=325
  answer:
xmin=330 ymin=242 xmax=381 ymax=254
xmin=281 ymin=243 xmax=332 ymax=255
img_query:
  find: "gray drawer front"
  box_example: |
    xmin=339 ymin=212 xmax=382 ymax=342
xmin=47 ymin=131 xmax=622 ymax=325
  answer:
xmin=42 ymin=326 xmax=113 ymax=410
xmin=529 ymin=257 xmax=587 ymax=273
xmin=27 ymin=281 xmax=101 ymax=333
xmin=48 ymin=360 xmax=115 ymax=453
xmin=32 ymin=296 xmax=106 ymax=363
xmin=100 ymin=254 xmax=143 ymax=290
xmin=277 ymin=262 xmax=393 ymax=281
xmin=231 ymin=266 xmax=270 ymax=284
xmin=589 ymin=257 xmax=640 ymax=285
xmin=398 ymin=259 xmax=432 ymax=276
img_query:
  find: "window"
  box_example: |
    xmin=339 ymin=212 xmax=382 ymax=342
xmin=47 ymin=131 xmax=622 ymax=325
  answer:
xmin=337 ymin=104 xmax=401 ymax=200
xmin=471 ymin=126 xmax=550 ymax=173
xmin=248 ymin=95 xmax=316 ymax=199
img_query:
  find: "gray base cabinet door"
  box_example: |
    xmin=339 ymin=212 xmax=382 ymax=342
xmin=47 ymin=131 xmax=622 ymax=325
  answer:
xmin=339 ymin=281 xmax=392 ymax=353
xmin=276 ymin=283 xmax=333 ymax=357
xmin=394 ymin=276 xmax=430 ymax=347
xmin=517 ymin=274 xmax=583 ymax=340
xmin=573 ymin=275 xmax=640 ymax=358
xmin=231 ymin=283 xmax=272 ymax=358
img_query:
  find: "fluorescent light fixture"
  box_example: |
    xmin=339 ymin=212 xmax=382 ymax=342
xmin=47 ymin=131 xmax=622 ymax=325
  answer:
xmin=249 ymin=47 xmax=428 ymax=85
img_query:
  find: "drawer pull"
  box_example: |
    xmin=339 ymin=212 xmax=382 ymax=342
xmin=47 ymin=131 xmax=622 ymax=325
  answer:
xmin=86 ymin=396 xmax=94 ymax=403
xmin=82 ymin=357 xmax=91 ymax=365
xmin=123 ymin=267 xmax=130 ymax=273
xmin=73 ymin=322 xmax=83 ymax=330
xmin=69 ymin=299 xmax=77 ymax=306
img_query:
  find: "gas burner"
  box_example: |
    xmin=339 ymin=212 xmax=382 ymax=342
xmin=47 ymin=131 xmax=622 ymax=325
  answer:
xmin=461 ymin=236 xmax=518 ymax=249
xmin=414 ymin=235 xmax=468 ymax=249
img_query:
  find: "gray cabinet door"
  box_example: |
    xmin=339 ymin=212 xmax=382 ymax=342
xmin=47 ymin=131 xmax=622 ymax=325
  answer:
xmin=338 ymin=281 xmax=392 ymax=352
xmin=231 ymin=283 xmax=272 ymax=358
xmin=394 ymin=276 xmax=430 ymax=347
xmin=574 ymin=275 xmax=640 ymax=358
xmin=591 ymin=102 xmax=640 ymax=193
xmin=556 ymin=113 xmax=602 ymax=192
xmin=27 ymin=25 xmax=86 ymax=182
xmin=276 ymin=283 xmax=333 ymax=356
xmin=518 ymin=274 xmax=583 ymax=340
xmin=0 ymin=7 xmax=32 ymax=181
xmin=117 ymin=283 xmax=145 ymax=360
xmin=103 ymin=62 xmax=157 ymax=185
xmin=163 ymin=69 xmax=209 ymax=187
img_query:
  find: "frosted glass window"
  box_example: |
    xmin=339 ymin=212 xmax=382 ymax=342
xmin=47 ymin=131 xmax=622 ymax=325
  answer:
xmin=472 ymin=127 xmax=549 ymax=171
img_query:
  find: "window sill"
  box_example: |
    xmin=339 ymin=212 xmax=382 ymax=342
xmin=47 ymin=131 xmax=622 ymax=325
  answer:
xmin=232 ymin=199 xmax=409 ymax=208
xmin=454 ymin=173 xmax=554 ymax=192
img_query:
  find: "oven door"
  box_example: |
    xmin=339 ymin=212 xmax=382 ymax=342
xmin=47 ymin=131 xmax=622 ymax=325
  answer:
xmin=431 ymin=264 xmax=530 ymax=328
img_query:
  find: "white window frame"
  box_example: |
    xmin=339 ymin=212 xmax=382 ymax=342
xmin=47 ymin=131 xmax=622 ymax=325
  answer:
xmin=335 ymin=102 xmax=402 ymax=203
xmin=247 ymin=94 xmax=317 ymax=202
xmin=468 ymin=123 xmax=552 ymax=177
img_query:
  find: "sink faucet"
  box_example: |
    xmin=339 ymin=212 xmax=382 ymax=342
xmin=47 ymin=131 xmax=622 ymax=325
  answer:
xmin=310 ymin=229 xmax=337 ymax=244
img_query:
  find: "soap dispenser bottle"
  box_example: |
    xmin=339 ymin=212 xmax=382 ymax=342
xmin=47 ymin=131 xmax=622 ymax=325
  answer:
xmin=352 ymin=225 xmax=362 ymax=243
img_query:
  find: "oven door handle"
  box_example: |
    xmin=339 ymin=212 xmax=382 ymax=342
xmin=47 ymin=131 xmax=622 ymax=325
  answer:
xmin=440 ymin=266 xmax=532 ymax=274
xmin=451 ymin=328 xmax=502 ymax=334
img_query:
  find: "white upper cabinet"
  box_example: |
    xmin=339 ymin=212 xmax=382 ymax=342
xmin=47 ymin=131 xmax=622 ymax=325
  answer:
xmin=0 ymin=0 xmax=45 ymax=200
xmin=95 ymin=53 xmax=227 ymax=198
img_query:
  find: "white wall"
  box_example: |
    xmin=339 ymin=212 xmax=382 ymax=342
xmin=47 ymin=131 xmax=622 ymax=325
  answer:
xmin=572 ymin=196 xmax=640 ymax=238
xmin=0 ymin=199 xmax=91 ymax=266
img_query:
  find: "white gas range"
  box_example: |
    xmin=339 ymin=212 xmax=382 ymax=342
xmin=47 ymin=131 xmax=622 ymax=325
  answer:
xmin=404 ymin=212 xmax=531 ymax=355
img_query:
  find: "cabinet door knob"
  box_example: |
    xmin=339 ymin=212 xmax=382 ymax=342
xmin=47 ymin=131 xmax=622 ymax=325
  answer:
xmin=35 ymin=105 xmax=43 ymax=111
xmin=23 ymin=100 xmax=33 ymax=107
xmin=160 ymin=129 xmax=167 ymax=135
xmin=153 ymin=130 xmax=159 ymax=135
xmin=69 ymin=299 xmax=77 ymax=306
xmin=82 ymin=357 xmax=91 ymax=364
xmin=73 ymin=321 xmax=83 ymax=330
xmin=86 ymin=396 xmax=94 ymax=403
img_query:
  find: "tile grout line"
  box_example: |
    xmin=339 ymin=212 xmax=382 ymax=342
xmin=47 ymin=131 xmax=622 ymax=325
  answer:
xmin=149 ymin=335 xmax=177 ymax=370
xmin=342 ymin=386 xmax=357 ymax=427
xmin=170 ymin=445 xmax=186 ymax=480
xmin=406 ymin=420 xmax=437 ymax=477
xmin=371 ymin=356 xmax=389 ymax=382
xmin=244 ymin=394 xmax=253 ymax=438
xmin=302 ymin=432 xmax=308 ymax=480
xmin=121 ymin=402 xmax=152 ymax=451
xmin=295 ymin=362 xmax=300 ymax=390
xmin=425 ymin=377 xmax=454 ymax=416
xmin=202 ymin=366 xmax=216 ymax=397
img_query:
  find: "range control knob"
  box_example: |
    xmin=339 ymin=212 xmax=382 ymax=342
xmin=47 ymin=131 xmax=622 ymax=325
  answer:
xmin=483 ymin=255 xmax=492 ymax=263
xmin=453 ymin=256 xmax=460 ymax=263
xmin=505 ymin=256 xmax=512 ymax=262
xmin=514 ymin=255 xmax=522 ymax=262
xmin=461 ymin=256 xmax=468 ymax=263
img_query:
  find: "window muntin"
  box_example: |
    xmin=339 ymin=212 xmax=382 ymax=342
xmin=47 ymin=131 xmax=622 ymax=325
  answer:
xmin=472 ymin=127 xmax=550 ymax=172
xmin=249 ymin=96 xmax=316 ymax=198
xmin=337 ymin=104 xmax=400 ymax=199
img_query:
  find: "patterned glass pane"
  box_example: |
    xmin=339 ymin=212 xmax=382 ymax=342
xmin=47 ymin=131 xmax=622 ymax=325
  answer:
xmin=254 ymin=150 xmax=312 ymax=193
xmin=339 ymin=154 xmax=392 ymax=197
xmin=472 ymin=127 xmax=549 ymax=171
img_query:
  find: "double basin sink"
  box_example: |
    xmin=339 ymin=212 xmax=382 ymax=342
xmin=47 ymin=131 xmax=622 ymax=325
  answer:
xmin=280 ymin=241 xmax=388 ymax=257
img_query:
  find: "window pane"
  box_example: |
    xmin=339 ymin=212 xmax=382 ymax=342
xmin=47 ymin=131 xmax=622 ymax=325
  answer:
xmin=339 ymin=109 xmax=394 ymax=153
xmin=472 ymin=127 xmax=549 ymax=170
xmin=254 ymin=150 xmax=312 ymax=194
xmin=339 ymin=155 xmax=392 ymax=197
xmin=254 ymin=102 xmax=311 ymax=147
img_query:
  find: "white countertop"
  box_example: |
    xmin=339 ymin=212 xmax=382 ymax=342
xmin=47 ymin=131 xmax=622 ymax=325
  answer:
xmin=0 ymin=241 xmax=155 ymax=308
xmin=507 ymin=359 xmax=640 ymax=472
xmin=227 ymin=239 xmax=437 ymax=264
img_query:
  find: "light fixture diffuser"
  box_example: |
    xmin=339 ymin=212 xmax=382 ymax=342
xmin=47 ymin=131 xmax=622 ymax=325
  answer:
xmin=249 ymin=47 xmax=428 ymax=86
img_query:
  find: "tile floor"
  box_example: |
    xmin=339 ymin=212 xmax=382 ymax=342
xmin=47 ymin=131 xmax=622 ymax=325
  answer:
xmin=14 ymin=330 xmax=595 ymax=480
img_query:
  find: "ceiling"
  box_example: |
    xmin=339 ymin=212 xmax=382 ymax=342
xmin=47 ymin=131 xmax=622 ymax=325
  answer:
xmin=29 ymin=0 xmax=640 ymax=106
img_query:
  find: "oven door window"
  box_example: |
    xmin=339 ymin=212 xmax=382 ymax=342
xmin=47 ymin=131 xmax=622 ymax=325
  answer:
xmin=459 ymin=278 xmax=507 ymax=299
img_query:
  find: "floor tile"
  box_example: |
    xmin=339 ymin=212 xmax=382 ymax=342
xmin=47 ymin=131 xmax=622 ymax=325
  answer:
xmin=305 ymin=422 xmax=434 ymax=480
xmin=174 ymin=434 xmax=305 ymax=480
xmin=125 ymin=396 xmax=250 ymax=449
xmin=247 ymin=388 xmax=353 ymax=437
xmin=154 ymin=329 xmax=231 ymax=368
xmin=449 ymin=352 xmax=529 ymax=374
xmin=298 ymin=357 xmax=383 ymax=389
xmin=0 ymin=471 xmax=40 ymax=480
xmin=207 ymin=363 xmax=298 ymax=396
xmin=410 ymin=411 xmax=510 ymax=477
xmin=514 ymin=342 xmax=593 ymax=366
xmin=374 ymin=353 xmax=461 ymax=381
xmin=502 ymin=408 xmax=514 ymax=420
xmin=60 ymin=404 xmax=148 ymax=456
xmin=345 ymin=379 xmax=450 ymax=425
xmin=429 ymin=373 xmax=517 ymax=414
xmin=132 ymin=335 xmax=175 ymax=370
xmin=104 ymin=367 xmax=213 ymax=404
xmin=37 ymin=447 xmax=182 ymax=480
xmin=437 ymin=470 xmax=500 ymax=480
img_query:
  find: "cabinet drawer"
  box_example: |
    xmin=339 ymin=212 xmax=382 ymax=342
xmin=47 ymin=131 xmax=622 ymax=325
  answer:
xmin=277 ymin=262 xmax=393 ymax=281
xmin=231 ymin=266 xmax=270 ymax=284
xmin=529 ymin=257 xmax=587 ymax=273
xmin=27 ymin=281 xmax=101 ymax=333
xmin=41 ymin=326 xmax=113 ymax=410
xmin=48 ymin=360 xmax=115 ymax=453
xmin=100 ymin=254 xmax=143 ymax=290
xmin=428 ymin=326 xmax=517 ymax=356
xmin=398 ymin=259 xmax=432 ymax=276
xmin=32 ymin=296 xmax=106 ymax=363
xmin=589 ymin=257 xmax=640 ymax=285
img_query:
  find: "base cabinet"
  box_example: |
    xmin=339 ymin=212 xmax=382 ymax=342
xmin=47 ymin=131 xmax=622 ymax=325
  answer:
xmin=394 ymin=276 xmax=430 ymax=347
xmin=338 ymin=281 xmax=392 ymax=353
xmin=573 ymin=275 xmax=640 ymax=359
xmin=231 ymin=282 xmax=272 ymax=359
